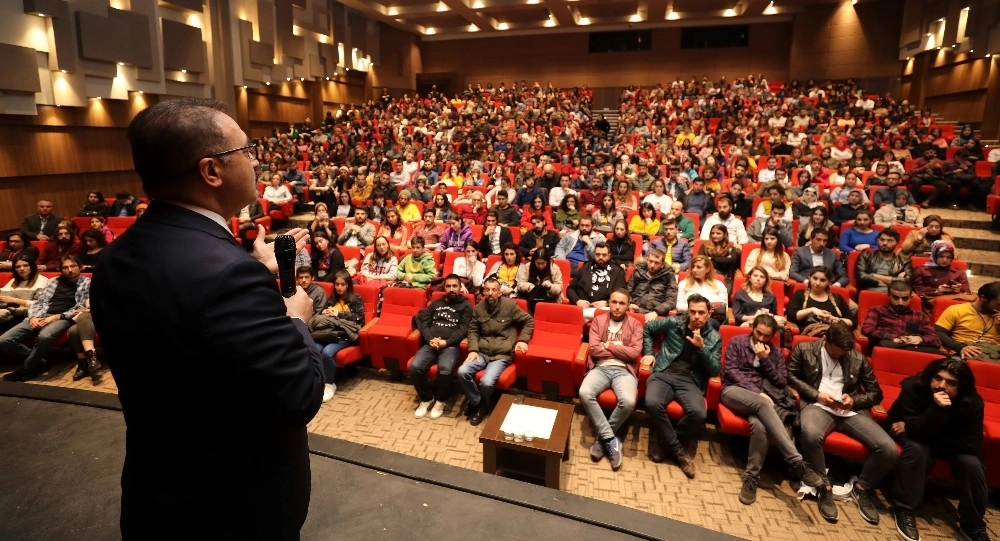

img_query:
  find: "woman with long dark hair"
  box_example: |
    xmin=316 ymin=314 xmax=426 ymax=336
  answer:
xmin=591 ymin=194 xmax=624 ymax=234
xmin=79 ymin=229 xmax=107 ymax=272
xmin=699 ymin=224 xmax=741 ymax=287
xmin=744 ymin=228 xmax=790 ymax=281
xmin=486 ymin=243 xmax=521 ymax=297
xmin=311 ymin=231 xmax=345 ymax=282
xmin=314 ymin=269 xmax=365 ymax=403
xmin=77 ymin=190 xmax=109 ymax=217
xmin=0 ymin=255 xmax=49 ymax=332
xmin=786 ymin=266 xmax=855 ymax=331
xmin=515 ymin=247 xmax=563 ymax=312
xmin=606 ymin=219 xmax=636 ymax=268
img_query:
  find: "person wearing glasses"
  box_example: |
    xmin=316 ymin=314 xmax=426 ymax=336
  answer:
xmin=89 ymin=99 xmax=322 ymax=540
xmin=1 ymin=255 xmax=90 ymax=383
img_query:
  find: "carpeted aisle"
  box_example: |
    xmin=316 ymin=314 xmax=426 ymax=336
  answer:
xmin=0 ymin=388 xmax=740 ymax=541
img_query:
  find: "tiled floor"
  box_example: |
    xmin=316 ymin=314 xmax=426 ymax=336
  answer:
xmin=11 ymin=361 xmax=999 ymax=541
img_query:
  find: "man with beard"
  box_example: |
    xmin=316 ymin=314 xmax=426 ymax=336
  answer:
xmin=855 ymin=228 xmax=911 ymax=293
xmin=580 ymin=289 xmax=642 ymax=471
xmin=567 ymin=243 xmax=626 ymax=315
xmin=41 ymin=225 xmax=82 ymax=271
xmin=518 ymin=213 xmax=559 ymax=259
xmin=888 ymin=358 xmax=989 ymax=541
xmin=409 ymin=275 xmax=474 ymax=420
xmin=412 ymin=208 xmax=446 ymax=250
xmin=1 ymin=255 xmax=90 ymax=382
xmin=907 ymin=146 xmax=947 ymax=207
xmin=626 ymin=248 xmax=678 ymax=321
xmin=642 ymin=294 xmax=722 ymax=478
xmin=747 ymin=202 xmax=794 ymax=246
xmin=728 ymin=180 xmax=754 ymax=221
xmin=337 ymin=207 xmax=376 ymax=249
xmin=579 ymin=175 xmax=608 ymax=214
xmin=634 ymin=159 xmax=656 ymax=193
xmin=861 ymin=280 xmax=942 ymax=353
xmin=512 ymin=176 xmax=545 ymax=207
xmin=457 ymin=277 xmax=533 ymax=425
xmin=554 ymin=216 xmax=604 ymax=271
xmin=699 ymin=195 xmax=749 ymax=249
xmin=873 ymin=170 xmax=916 ymax=208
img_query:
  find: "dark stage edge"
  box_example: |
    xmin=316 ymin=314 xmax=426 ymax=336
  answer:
xmin=0 ymin=383 xmax=743 ymax=541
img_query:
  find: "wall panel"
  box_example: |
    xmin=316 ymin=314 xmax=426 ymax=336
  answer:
xmin=0 ymin=171 xmax=142 ymax=233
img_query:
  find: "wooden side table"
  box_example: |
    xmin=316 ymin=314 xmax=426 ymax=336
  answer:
xmin=478 ymin=394 xmax=575 ymax=489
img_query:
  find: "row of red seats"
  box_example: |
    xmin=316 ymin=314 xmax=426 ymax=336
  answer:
xmin=329 ymin=285 xmax=999 ymax=488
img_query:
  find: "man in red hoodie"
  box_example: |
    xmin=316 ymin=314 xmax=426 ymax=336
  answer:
xmin=578 ymin=289 xmax=642 ymax=471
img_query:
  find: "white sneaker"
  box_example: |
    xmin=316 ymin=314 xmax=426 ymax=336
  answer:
xmin=322 ymin=383 xmax=336 ymax=403
xmin=429 ymin=401 xmax=446 ymax=419
xmin=414 ymin=400 xmax=434 ymax=418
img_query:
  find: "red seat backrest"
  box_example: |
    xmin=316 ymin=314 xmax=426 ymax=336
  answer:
xmin=870 ymin=346 xmax=939 ymax=390
xmin=856 ymin=290 xmax=922 ymax=320
xmin=354 ymin=284 xmax=380 ymax=322
xmin=968 ymin=360 xmax=1000 ymax=423
xmin=380 ymin=287 xmax=427 ymax=317
xmin=442 ymin=251 xmax=462 ymax=275
xmin=532 ymin=303 xmax=584 ymax=341
xmin=932 ymin=297 xmax=965 ymax=323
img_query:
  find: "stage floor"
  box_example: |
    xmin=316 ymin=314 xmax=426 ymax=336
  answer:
xmin=0 ymin=387 xmax=734 ymax=541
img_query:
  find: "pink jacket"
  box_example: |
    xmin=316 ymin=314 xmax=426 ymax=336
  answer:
xmin=587 ymin=313 xmax=643 ymax=376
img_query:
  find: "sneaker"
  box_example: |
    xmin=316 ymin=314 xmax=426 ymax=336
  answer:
xmin=589 ymin=440 xmax=604 ymax=462
xmin=604 ymin=437 xmax=623 ymax=471
xmin=675 ymin=449 xmax=696 ymax=479
xmin=818 ymin=488 xmax=839 ymax=523
xmin=414 ymin=400 xmax=434 ymax=418
xmin=322 ymin=383 xmax=336 ymax=403
xmin=739 ymin=475 xmax=759 ymax=505
xmin=790 ymin=460 xmax=825 ymax=488
xmin=429 ymin=400 xmax=446 ymax=419
xmin=851 ymin=485 xmax=880 ymax=525
xmin=893 ymin=508 xmax=920 ymax=541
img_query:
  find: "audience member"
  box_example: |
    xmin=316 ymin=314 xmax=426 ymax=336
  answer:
xmin=787 ymin=321 xmax=896 ymax=525
xmin=1 ymin=255 xmax=90 ymax=382
xmin=458 ymin=277 xmax=532 ymax=425
xmin=409 ymin=275 xmax=473 ymax=419
xmin=641 ymin=293 xmax=722 ymax=478
xmin=312 ymin=270 xmax=365 ymax=403
xmin=20 ymin=200 xmax=61 ymax=242
xmin=626 ymin=248 xmax=677 ymax=321
xmin=854 ymin=228 xmax=911 ymax=293
xmin=934 ymin=282 xmax=1000 ymax=361
xmin=888 ymin=358 xmax=989 ymax=541
xmin=580 ymin=289 xmax=642 ymax=471
xmin=790 ymin=229 xmax=848 ymax=286
xmin=861 ymin=280 xmax=941 ymax=353
xmin=721 ymin=314 xmax=825 ymax=505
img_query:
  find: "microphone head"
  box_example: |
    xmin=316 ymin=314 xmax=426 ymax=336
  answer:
xmin=274 ymin=234 xmax=296 ymax=255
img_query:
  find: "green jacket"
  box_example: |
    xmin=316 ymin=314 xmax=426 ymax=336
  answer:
xmin=642 ymin=315 xmax=721 ymax=392
xmin=396 ymin=253 xmax=437 ymax=289
xmin=468 ymin=298 xmax=534 ymax=360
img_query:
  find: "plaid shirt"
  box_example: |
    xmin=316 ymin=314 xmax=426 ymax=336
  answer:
xmin=861 ymin=304 xmax=941 ymax=347
xmin=722 ymin=334 xmax=786 ymax=394
xmin=28 ymin=275 xmax=90 ymax=319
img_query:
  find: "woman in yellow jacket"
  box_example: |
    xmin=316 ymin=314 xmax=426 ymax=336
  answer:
xmin=628 ymin=202 xmax=661 ymax=256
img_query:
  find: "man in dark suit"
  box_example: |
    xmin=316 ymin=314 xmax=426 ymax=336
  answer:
xmin=476 ymin=211 xmax=512 ymax=257
xmin=91 ymin=98 xmax=323 ymax=541
xmin=789 ymin=228 xmax=848 ymax=286
xmin=19 ymin=199 xmax=62 ymax=242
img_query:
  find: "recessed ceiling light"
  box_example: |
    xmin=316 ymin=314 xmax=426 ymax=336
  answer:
xmin=629 ymin=13 xmax=642 ymax=23
xmin=286 ymin=77 xmax=291 ymax=81
xmin=497 ymin=22 xmax=509 ymax=30
xmin=325 ymin=77 xmax=330 ymax=80
xmin=138 ymin=91 xmax=143 ymax=94
xmin=118 ymin=62 xmax=124 ymax=66
xmin=265 ymin=81 xmax=270 ymax=85
xmin=723 ymin=8 xmax=737 ymax=17
xmin=242 ymin=85 xmax=247 ymax=89
xmin=60 ymin=69 xmax=66 ymax=73
xmin=667 ymin=11 xmax=679 ymax=20
xmin=181 ymin=69 xmax=187 ymax=73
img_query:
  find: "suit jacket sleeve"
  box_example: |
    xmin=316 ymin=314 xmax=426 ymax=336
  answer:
xmin=202 ymin=259 xmax=323 ymax=427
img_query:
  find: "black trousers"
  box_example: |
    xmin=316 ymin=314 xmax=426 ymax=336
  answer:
xmin=892 ymin=437 xmax=987 ymax=533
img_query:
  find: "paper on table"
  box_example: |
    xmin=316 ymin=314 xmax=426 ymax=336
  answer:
xmin=498 ymin=404 xmax=558 ymax=440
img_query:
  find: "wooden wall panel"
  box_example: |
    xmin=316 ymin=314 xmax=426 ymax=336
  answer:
xmin=420 ymin=24 xmax=794 ymax=90
xmin=925 ymin=91 xmax=988 ymax=125
xmin=924 ymin=59 xmax=990 ymax=97
xmin=0 ymin=127 xmax=132 ymax=178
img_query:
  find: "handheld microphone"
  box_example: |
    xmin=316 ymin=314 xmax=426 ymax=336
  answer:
xmin=275 ymin=234 xmax=297 ymax=298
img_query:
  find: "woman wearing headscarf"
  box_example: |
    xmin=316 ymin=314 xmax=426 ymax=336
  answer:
xmin=911 ymin=240 xmax=976 ymax=308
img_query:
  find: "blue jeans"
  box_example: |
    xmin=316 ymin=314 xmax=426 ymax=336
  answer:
xmin=457 ymin=354 xmax=510 ymax=408
xmin=0 ymin=317 xmax=73 ymax=373
xmin=579 ymin=365 xmax=638 ymax=441
xmin=408 ymin=344 xmax=460 ymax=402
xmin=315 ymin=341 xmax=348 ymax=384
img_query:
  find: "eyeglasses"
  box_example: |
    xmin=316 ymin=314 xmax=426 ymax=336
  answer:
xmin=205 ymin=143 xmax=259 ymax=163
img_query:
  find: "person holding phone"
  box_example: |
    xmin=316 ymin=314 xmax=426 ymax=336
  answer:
xmin=861 ymin=280 xmax=942 ymax=353
xmin=787 ymin=322 xmax=896 ymax=525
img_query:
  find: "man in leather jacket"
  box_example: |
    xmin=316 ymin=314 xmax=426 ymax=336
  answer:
xmin=626 ymin=248 xmax=678 ymax=322
xmin=855 ymin=228 xmax=912 ymax=293
xmin=787 ymin=322 xmax=896 ymax=525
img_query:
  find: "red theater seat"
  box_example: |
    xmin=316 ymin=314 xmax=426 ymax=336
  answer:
xmin=523 ymin=303 xmax=588 ymax=399
xmin=365 ymin=287 xmax=426 ymax=376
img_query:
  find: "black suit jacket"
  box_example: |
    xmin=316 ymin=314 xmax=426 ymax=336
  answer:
xmin=91 ymin=202 xmax=323 ymax=540
xmin=19 ymin=213 xmax=63 ymax=241
xmin=477 ymin=225 xmax=513 ymax=257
